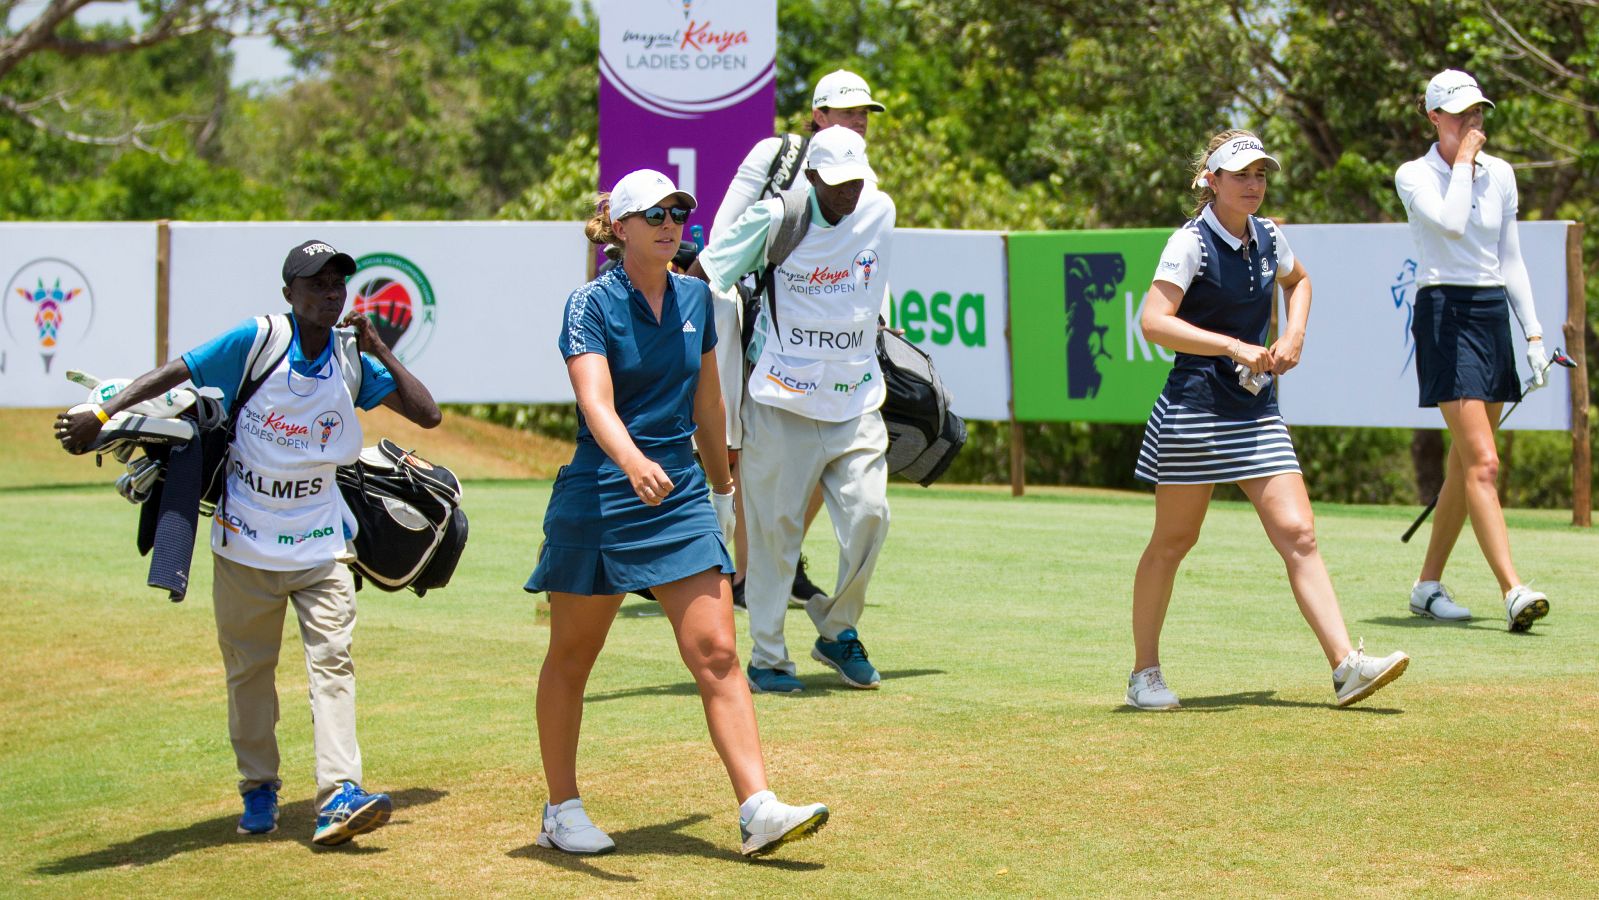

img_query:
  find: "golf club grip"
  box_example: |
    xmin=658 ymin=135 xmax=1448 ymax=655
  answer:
xmin=1400 ymin=497 xmax=1438 ymax=543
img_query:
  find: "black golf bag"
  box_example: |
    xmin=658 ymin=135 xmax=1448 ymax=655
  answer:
xmin=336 ymin=439 xmax=468 ymax=596
xmin=877 ymin=328 xmax=967 ymax=486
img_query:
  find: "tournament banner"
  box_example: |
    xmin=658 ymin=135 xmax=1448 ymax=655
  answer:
xmin=888 ymin=229 xmax=1011 ymax=421
xmin=1 ymin=223 xmax=159 ymax=408
xmin=1006 ymin=229 xmax=1176 ymax=423
xmin=1277 ymin=221 xmax=1571 ymax=431
xmin=597 ymin=0 xmax=776 ymax=238
xmin=167 ymin=222 xmax=589 ymax=404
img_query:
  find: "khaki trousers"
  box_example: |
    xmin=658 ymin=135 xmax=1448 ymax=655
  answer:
xmin=739 ymin=400 xmax=890 ymax=673
xmin=212 ymin=554 xmax=361 ymax=807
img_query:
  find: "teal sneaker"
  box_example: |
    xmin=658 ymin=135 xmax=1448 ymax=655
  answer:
xmin=237 ymin=781 xmax=280 ymax=835
xmin=811 ymin=628 xmax=880 ymax=689
xmin=746 ymin=664 xmax=803 ymax=694
xmin=312 ymin=782 xmax=392 ymax=846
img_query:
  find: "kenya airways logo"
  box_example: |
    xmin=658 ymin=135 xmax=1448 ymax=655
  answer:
xmin=852 ymin=250 xmax=879 ymax=290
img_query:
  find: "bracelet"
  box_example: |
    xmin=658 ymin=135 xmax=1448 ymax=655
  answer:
xmin=712 ymin=481 xmax=735 ymax=493
xmin=91 ymin=405 xmax=110 ymax=424
xmin=1225 ymin=339 xmax=1241 ymax=361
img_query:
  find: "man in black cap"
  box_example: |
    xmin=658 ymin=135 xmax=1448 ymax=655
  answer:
xmin=55 ymin=239 xmax=440 ymax=846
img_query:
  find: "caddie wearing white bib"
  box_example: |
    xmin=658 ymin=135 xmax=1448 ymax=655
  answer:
xmin=55 ymin=239 xmax=441 ymax=845
xmin=695 ymin=125 xmax=894 ymax=693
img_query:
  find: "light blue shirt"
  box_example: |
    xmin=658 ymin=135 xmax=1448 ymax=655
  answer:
xmin=183 ymin=317 xmax=396 ymax=412
xmin=699 ymin=189 xmax=831 ymax=293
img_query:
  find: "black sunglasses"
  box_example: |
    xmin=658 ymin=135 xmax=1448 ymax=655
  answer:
xmin=630 ymin=205 xmax=692 ymax=226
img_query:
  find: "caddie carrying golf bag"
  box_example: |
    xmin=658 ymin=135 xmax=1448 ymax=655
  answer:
xmin=876 ymin=328 xmax=967 ymax=486
xmin=336 ymin=439 xmax=468 ymax=596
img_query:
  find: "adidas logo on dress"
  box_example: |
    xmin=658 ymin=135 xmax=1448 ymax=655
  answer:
xmin=682 ymin=321 xmax=697 ymax=333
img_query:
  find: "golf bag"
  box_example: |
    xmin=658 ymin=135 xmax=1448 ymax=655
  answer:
xmin=336 ymin=439 xmax=468 ymax=596
xmin=877 ymin=328 xmax=967 ymax=486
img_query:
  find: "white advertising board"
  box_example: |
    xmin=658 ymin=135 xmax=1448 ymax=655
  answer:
xmin=167 ymin=222 xmax=589 ymax=404
xmin=1 ymin=223 xmax=159 ymax=408
xmin=888 ymin=229 xmax=1012 ymax=421
xmin=1278 ymin=221 xmax=1572 ymax=431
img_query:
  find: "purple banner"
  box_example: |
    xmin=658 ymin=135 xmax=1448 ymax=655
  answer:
xmin=598 ymin=0 xmax=776 ymax=241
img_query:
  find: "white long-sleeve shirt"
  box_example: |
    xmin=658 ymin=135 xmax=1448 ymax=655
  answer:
xmin=1394 ymin=143 xmax=1542 ymax=338
xmin=711 ymin=136 xmax=801 ymax=238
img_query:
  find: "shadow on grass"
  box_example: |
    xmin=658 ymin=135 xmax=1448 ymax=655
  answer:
xmin=586 ymin=669 xmax=946 ymax=703
xmin=1112 ymin=691 xmax=1402 ymax=715
xmin=1360 ymin=615 xmax=1544 ymax=635
xmin=35 ymin=787 xmax=448 ymax=875
xmin=508 ymin=813 xmax=824 ymax=876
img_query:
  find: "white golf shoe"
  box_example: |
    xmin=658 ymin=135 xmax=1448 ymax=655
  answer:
xmin=537 ymin=797 xmax=616 ymax=855
xmin=738 ymin=791 xmax=829 ymax=857
xmin=1333 ymin=640 xmax=1409 ymax=707
xmin=1505 ymin=585 xmax=1550 ymax=633
xmin=1126 ymin=666 xmax=1180 ymax=710
xmin=1409 ymin=580 xmax=1471 ymax=621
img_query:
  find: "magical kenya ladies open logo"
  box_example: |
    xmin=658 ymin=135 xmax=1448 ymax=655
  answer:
xmin=351 ymin=253 xmax=436 ymax=364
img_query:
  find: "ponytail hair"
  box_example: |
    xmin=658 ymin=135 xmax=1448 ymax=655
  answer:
xmin=1189 ymin=128 xmax=1257 ymax=218
xmin=584 ymin=193 xmax=621 ymax=248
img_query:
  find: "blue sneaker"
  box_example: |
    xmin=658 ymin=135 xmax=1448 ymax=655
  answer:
xmin=237 ymin=782 xmax=280 ymax=835
xmin=746 ymin=663 xmax=803 ymax=694
xmin=312 ymin=781 xmax=392 ymax=846
xmin=811 ymin=629 xmax=880 ymax=689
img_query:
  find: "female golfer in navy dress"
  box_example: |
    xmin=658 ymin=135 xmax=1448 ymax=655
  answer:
xmin=526 ymin=169 xmax=827 ymax=858
xmin=1395 ymin=69 xmax=1551 ymax=631
xmin=1126 ymin=131 xmax=1409 ymax=710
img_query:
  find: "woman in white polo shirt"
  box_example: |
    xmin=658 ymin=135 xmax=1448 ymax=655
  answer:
xmin=1394 ymin=69 xmax=1551 ymax=632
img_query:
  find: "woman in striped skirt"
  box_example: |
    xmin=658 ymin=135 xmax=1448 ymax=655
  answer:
xmin=1126 ymin=129 xmax=1410 ymax=710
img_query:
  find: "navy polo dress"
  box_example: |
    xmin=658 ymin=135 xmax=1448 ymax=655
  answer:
xmin=526 ymin=267 xmax=733 ymax=595
xmin=1135 ymin=214 xmax=1303 ymax=485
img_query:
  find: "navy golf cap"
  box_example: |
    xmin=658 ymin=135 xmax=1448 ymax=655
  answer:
xmin=282 ymin=239 xmax=357 ymax=285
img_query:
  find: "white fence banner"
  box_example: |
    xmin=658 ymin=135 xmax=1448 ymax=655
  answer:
xmin=1278 ymin=221 xmax=1571 ymax=431
xmin=168 ymin=222 xmax=589 ymax=404
xmin=889 ymin=229 xmax=1011 ymax=421
xmin=1 ymin=223 xmax=159 ymax=408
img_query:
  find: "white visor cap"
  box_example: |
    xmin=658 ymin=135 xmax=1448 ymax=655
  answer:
xmin=608 ymin=169 xmax=696 ymax=223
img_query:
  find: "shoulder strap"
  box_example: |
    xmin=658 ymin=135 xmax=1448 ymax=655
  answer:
xmin=333 ymin=327 xmax=362 ymax=400
xmin=235 ymin=314 xmax=292 ymax=415
xmin=756 ymin=187 xmax=816 ymax=335
xmin=759 ymin=133 xmax=810 ymax=201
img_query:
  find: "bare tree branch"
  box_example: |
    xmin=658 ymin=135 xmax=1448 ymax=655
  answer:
xmin=1490 ymin=62 xmax=1599 ymax=112
xmin=0 ymin=90 xmax=201 ymax=161
xmin=1482 ymin=1 xmax=1590 ymax=83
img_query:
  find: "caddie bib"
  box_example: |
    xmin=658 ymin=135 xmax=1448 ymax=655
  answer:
xmin=211 ymin=343 xmax=364 ymax=570
xmin=747 ymin=189 xmax=893 ymax=422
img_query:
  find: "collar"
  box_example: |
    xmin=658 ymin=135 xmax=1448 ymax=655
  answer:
xmin=1424 ymin=142 xmax=1484 ymax=175
xmin=1202 ymin=205 xmax=1255 ymax=252
xmin=612 ymin=263 xmax=677 ymax=324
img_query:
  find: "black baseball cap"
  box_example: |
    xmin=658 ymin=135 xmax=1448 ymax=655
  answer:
xmin=282 ymin=239 xmax=357 ymax=285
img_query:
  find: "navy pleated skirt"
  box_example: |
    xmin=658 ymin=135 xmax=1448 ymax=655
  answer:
xmin=526 ymin=441 xmax=732 ymax=596
xmin=1135 ymin=394 xmax=1302 ymax=485
xmin=1412 ymin=285 xmax=1521 ymax=408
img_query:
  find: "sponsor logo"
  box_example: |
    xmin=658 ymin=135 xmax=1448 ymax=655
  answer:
xmin=852 ymin=250 xmax=878 ymax=291
xmin=300 ymin=242 xmax=339 ymax=258
xmin=763 ymin=364 xmax=817 ymax=394
xmin=777 ymin=264 xmax=856 ymax=296
xmin=1391 ymin=258 xmax=1419 ymax=375
xmin=278 ymin=526 xmax=336 ymax=545
xmin=238 ymin=407 xmax=314 ymax=450
xmin=833 ymin=371 xmax=873 ymax=393
xmin=890 ymin=290 xmax=987 ymax=348
xmin=4 ymin=258 xmax=94 ymax=374
xmin=1159 ymin=260 xmax=1180 ymax=271
xmin=599 ymin=0 xmax=774 ymax=116
xmin=809 ymin=266 xmax=851 ymax=286
xmin=314 ymin=410 xmax=344 ymax=453
xmin=352 ymin=252 xmax=437 ymax=364
xmin=1260 ymin=256 xmax=1274 ymax=278
xmin=682 ymin=320 xmax=697 ymax=333
xmin=215 ymin=510 xmax=258 ymax=540
xmin=231 ymin=459 xmax=326 ymax=499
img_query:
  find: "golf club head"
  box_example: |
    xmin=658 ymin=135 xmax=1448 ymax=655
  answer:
xmin=83 ymin=378 xmax=198 ymax=418
xmin=1551 ymin=348 xmax=1576 ymax=369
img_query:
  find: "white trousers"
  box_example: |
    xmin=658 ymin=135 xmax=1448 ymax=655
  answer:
xmin=739 ymin=399 xmax=890 ymax=672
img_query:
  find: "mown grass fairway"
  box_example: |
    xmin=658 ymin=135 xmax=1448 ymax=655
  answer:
xmin=2 ymin=479 xmax=1595 ymax=897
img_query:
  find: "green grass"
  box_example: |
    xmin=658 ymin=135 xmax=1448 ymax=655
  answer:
xmin=2 ymin=481 xmax=1595 ymax=897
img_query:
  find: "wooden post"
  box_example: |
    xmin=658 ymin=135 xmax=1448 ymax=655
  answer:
xmin=155 ymin=220 xmax=171 ymax=365
xmin=1001 ymin=234 xmax=1025 ymax=496
xmin=1564 ymin=223 xmax=1591 ymax=526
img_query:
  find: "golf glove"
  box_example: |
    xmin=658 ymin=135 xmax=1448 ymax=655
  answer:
xmin=711 ymin=487 xmax=736 ymax=539
xmin=1526 ymin=340 xmax=1550 ymax=389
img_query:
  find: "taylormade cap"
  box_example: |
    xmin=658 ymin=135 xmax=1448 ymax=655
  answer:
xmin=1426 ymin=69 xmax=1494 ymax=114
xmin=608 ymin=169 xmax=696 ymax=223
xmin=282 ymin=240 xmax=356 ymax=285
xmin=806 ymin=125 xmax=877 ymax=185
xmin=812 ymin=69 xmax=886 ymax=112
xmin=1205 ymin=135 xmax=1281 ymax=175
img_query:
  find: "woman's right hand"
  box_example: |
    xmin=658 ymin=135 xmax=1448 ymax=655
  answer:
xmin=625 ymin=458 xmax=675 ymax=506
xmin=1458 ymin=127 xmax=1487 ymax=164
xmin=1228 ymin=341 xmax=1275 ymax=375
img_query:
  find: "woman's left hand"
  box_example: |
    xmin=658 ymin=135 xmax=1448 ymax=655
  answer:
xmin=710 ymin=487 xmax=736 ymax=538
xmin=1268 ymin=332 xmax=1304 ymax=375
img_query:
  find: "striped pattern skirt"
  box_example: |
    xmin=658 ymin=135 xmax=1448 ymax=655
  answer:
xmin=1134 ymin=395 xmax=1302 ymax=485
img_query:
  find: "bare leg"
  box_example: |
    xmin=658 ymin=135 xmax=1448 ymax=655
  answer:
xmin=537 ymin=592 xmax=624 ymax=804
xmin=729 ymin=449 xmax=749 ymax=584
xmin=1238 ymin=473 xmax=1353 ymax=667
xmin=1419 ymin=438 xmax=1469 ymax=582
xmin=654 ymin=569 xmax=767 ymax=802
xmin=1426 ymin=400 xmax=1520 ymax=593
xmin=1132 ymin=483 xmax=1213 ymax=671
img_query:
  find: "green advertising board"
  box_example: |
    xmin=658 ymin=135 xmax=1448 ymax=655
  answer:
xmin=1006 ymin=229 xmax=1176 ymax=423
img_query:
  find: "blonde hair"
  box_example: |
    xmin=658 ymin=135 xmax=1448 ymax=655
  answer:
xmin=1189 ymin=128 xmax=1258 ymax=218
xmin=584 ymin=192 xmax=622 ymax=248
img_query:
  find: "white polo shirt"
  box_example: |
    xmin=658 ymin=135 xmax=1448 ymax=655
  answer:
xmin=1153 ymin=205 xmax=1296 ymax=292
xmin=1394 ymin=144 xmax=1517 ymax=288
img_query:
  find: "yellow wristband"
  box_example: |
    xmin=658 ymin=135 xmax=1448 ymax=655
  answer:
xmin=92 ymin=405 xmax=110 ymax=424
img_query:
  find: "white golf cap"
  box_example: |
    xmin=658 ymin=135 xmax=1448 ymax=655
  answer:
xmin=806 ymin=125 xmax=876 ymax=185
xmin=1426 ymin=69 xmax=1494 ymax=114
xmin=1205 ymin=135 xmax=1281 ymax=175
xmin=812 ymin=69 xmax=886 ymax=112
xmin=608 ymin=169 xmax=696 ymax=223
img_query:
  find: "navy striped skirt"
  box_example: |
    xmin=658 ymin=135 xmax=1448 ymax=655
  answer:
xmin=1135 ymin=395 xmax=1302 ymax=485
